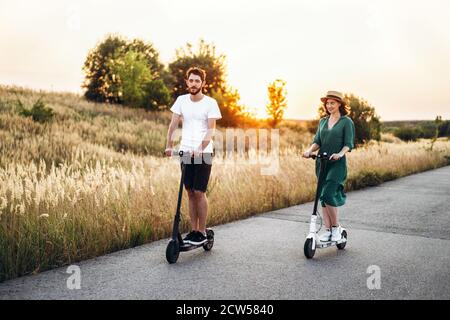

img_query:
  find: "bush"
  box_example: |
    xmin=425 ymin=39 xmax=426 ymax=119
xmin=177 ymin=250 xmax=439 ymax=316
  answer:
xmin=394 ymin=127 xmax=422 ymax=141
xmin=347 ymin=171 xmax=399 ymax=190
xmin=419 ymin=122 xmax=437 ymax=139
xmin=438 ymin=120 xmax=450 ymax=137
xmin=382 ymin=119 xmax=450 ymax=140
xmin=345 ymin=94 xmax=381 ymax=144
xmin=18 ymin=98 xmax=54 ymax=123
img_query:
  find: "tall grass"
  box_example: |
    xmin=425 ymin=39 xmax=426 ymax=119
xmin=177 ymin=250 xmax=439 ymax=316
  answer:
xmin=1 ymin=140 xmax=449 ymax=281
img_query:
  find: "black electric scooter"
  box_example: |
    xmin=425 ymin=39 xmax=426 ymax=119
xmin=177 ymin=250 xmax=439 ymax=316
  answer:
xmin=166 ymin=151 xmax=214 ymax=264
xmin=303 ymin=152 xmax=348 ymax=259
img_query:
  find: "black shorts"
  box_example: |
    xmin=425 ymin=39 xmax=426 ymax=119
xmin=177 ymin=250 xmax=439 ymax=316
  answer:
xmin=181 ymin=153 xmax=213 ymax=193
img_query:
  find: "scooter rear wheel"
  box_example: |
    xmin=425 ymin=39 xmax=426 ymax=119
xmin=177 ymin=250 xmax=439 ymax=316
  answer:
xmin=203 ymin=229 xmax=214 ymax=251
xmin=166 ymin=239 xmax=180 ymax=263
xmin=337 ymin=230 xmax=348 ymax=250
xmin=304 ymin=238 xmax=316 ymax=259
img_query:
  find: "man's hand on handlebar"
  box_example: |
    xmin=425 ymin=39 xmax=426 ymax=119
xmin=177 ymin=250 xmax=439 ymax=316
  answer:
xmin=164 ymin=148 xmax=173 ymax=157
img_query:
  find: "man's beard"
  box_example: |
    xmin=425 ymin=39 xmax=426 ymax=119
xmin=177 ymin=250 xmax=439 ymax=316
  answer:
xmin=188 ymin=87 xmax=202 ymax=95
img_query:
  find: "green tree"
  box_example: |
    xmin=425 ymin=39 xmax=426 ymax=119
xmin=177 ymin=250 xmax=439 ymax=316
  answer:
xmin=266 ymin=79 xmax=287 ymax=128
xmin=109 ymin=50 xmax=151 ymax=107
xmin=82 ymin=34 xmax=126 ymax=103
xmin=82 ymin=34 xmax=166 ymax=105
xmin=108 ymin=51 xmax=171 ymax=110
xmin=125 ymin=39 xmax=165 ymax=77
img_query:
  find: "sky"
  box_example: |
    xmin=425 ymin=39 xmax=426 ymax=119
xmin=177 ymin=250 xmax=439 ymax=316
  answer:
xmin=1 ymin=0 xmax=449 ymax=120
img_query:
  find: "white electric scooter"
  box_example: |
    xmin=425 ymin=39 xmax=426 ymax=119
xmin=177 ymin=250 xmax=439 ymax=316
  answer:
xmin=304 ymin=152 xmax=347 ymax=259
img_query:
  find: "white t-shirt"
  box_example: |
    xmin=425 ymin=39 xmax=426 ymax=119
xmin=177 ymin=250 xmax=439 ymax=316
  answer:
xmin=170 ymin=94 xmax=222 ymax=153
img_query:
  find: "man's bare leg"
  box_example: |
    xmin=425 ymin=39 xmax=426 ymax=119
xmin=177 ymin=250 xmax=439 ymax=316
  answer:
xmin=187 ymin=189 xmax=199 ymax=230
xmin=194 ymin=190 xmax=208 ymax=234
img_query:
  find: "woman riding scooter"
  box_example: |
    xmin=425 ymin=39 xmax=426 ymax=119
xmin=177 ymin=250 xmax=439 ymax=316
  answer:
xmin=303 ymin=91 xmax=355 ymax=242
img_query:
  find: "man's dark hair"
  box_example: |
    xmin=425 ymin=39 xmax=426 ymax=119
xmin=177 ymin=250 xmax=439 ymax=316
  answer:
xmin=185 ymin=67 xmax=206 ymax=82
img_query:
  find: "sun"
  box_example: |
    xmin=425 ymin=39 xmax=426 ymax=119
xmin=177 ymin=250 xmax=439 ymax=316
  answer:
xmin=244 ymin=106 xmax=268 ymax=119
xmin=256 ymin=107 xmax=269 ymax=119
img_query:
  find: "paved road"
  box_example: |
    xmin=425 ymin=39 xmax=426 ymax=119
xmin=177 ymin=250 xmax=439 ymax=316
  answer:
xmin=1 ymin=166 xmax=449 ymax=300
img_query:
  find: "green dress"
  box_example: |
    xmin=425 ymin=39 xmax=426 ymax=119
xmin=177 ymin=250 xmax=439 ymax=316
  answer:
xmin=312 ymin=115 xmax=355 ymax=207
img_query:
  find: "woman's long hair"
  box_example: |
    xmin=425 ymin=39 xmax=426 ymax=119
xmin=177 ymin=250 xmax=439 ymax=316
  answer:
xmin=322 ymin=98 xmax=351 ymax=116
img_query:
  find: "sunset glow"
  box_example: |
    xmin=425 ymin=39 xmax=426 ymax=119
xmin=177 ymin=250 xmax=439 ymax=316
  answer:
xmin=1 ymin=0 xmax=449 ymax=120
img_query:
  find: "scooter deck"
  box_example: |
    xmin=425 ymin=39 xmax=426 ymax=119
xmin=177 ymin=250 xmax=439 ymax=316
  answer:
xmin=179 ymin=229 xmax=214 ymax=252
xmin=180 ymin=240 xmax=212 ymax=251
xmin=316 ymin=238 xmax=347 ymax=249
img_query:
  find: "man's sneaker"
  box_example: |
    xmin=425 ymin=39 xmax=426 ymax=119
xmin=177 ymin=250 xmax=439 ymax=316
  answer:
xmin=189 ymin=231 xmax=207 ymax=245
xmin=319 ymin=229 xmax=332 ymax=242
xmin=331 ymin=226 xmax=342 ymax=242
xmin=183 ymin=231 xmax=196 ymax=244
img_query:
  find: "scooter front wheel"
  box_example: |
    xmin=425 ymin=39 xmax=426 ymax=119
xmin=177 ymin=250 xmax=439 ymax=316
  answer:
xmin=203 ymin=229 xmax=214 ymax=251
xmin=166 ymin=239 xmax=180 ymax=263
xmin=304 ymin=238 xmax=316 ymax=259
xmin=336 ymin=230 xmax=347 ymax=250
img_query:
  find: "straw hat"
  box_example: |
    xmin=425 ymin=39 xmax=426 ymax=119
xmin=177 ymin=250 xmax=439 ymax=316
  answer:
xmin=320 ymin=90 xmax=344 ymax=104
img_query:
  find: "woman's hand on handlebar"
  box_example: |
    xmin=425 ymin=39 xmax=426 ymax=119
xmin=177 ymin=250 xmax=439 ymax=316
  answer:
xmin=329 ymin=153 xmax=342 ymax=161
xmin=302 ymin=150 xmax=312 ymax=158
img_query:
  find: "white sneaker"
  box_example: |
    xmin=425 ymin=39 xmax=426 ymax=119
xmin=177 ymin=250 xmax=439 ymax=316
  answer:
xmin=331 ymin=226 xmax=342 ymax=242
xmin=319 ymin=229 xmax=332 ymax=242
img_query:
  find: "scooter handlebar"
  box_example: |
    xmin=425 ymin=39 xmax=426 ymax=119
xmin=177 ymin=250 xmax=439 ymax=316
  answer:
xmin=162 ymin=149 xmax=186 ymax=157
xmin=310 ymin=152 xmax=328 ymax=160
